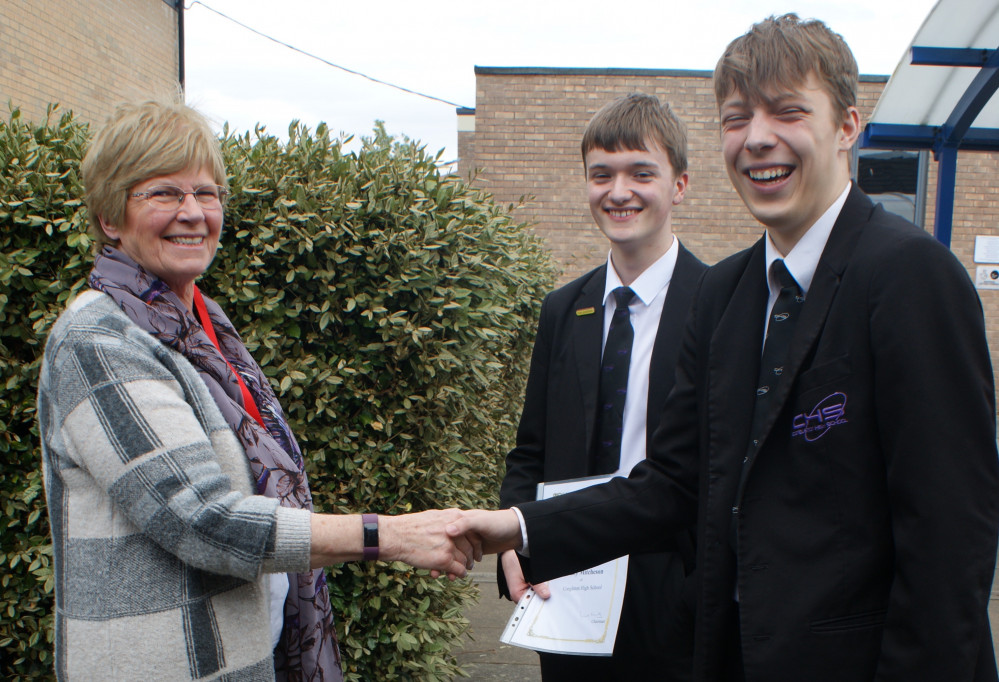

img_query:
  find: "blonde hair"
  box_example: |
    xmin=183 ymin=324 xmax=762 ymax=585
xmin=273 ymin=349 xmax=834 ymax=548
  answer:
xmin=713 ymin=14 xmax=858 ymax=119
xmin=82 ymin=100 xmax=227 ymax=248
xmin=581 ymin=93 xmax=688 ymax=175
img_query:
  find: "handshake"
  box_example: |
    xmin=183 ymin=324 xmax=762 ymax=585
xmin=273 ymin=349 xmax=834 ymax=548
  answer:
xmin=358 ymin=508 xmax=523 ymax=580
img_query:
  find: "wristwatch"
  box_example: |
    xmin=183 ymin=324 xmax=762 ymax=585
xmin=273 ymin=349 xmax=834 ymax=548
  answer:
xmin=362 ymin=513 xmax=379 ymax=561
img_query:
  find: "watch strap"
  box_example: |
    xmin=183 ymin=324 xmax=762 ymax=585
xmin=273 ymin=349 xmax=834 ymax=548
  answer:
xmin=362 ymin=513 xmax=379 ymax=561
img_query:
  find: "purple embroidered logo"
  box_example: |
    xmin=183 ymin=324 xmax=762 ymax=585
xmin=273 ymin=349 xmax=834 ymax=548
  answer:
xmin=792 ymin=392 xmax=847 ymax=441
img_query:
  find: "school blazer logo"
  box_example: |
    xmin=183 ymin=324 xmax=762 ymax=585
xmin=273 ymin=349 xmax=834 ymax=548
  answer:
xmin=792 ymin=391 xmax=848 ymax=441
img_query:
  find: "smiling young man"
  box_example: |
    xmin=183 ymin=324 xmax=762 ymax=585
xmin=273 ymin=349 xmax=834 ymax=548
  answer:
xmin=456 ymin=14 xmax=999 ymax=681
xmin=497 ymin=93 xmax=706 ymax=680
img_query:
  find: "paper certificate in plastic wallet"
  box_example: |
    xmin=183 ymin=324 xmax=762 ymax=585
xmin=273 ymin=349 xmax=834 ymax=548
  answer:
xmin=499 ymin=475 xmax=628 ymax=656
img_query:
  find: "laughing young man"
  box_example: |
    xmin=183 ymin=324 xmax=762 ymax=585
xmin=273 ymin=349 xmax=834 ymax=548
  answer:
xmin=498 ymin=93 xmax=705 ymax=680
xmin=455 ymin=14 xmax=999 ymax=681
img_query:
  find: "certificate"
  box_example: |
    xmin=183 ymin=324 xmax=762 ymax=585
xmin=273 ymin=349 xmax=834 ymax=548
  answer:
xmin=499 ymin=474 xmax=628 ymax=656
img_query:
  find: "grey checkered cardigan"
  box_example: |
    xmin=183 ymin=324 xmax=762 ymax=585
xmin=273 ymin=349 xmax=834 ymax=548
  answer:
xmin=38 ymin=290 xmax=313 ymax=680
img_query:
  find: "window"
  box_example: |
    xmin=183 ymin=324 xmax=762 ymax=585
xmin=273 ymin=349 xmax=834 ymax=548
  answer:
xmin=853 ymin=149 xmax=927 ymax=227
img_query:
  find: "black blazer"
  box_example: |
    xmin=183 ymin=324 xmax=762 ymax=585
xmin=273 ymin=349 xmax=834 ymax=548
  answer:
xmin=498 ymin=242 xmax=706 ymax=671
xmin=518 ymin=187 xmax=999 ymax=681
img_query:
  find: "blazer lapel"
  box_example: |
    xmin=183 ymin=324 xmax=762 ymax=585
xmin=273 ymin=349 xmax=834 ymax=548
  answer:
xmin=648 ymin=243 xmax=700 ymax=430
xmin=709 ymin=242 xmax=769 ymax=475
xmin=788 ymin=185 xmax=867 ymax=360
xmin=572 ymin=266 xmax=607 ymax=455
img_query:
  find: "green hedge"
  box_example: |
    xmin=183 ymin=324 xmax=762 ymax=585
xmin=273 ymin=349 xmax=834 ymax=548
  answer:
xmin=0 ymin=108 xmax=555 ymax=680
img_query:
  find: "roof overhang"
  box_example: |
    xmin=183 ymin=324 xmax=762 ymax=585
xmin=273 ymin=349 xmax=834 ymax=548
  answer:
xmin=863 ymin=0 xmax=999 ymax=154
xmin=861 ymin=0 xmax=999 ymax=246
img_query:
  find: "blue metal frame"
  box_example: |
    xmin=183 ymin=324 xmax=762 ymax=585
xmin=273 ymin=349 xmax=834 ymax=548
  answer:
xmin=861 ymin=123 xmax=999 ymax=151
xmin=861 ymin=45 xmax=999 ymax=246
xmin=910 ymin=46 xmax=993 ymax=67
xmin=935 ymin=146 xmax=957 ymax=247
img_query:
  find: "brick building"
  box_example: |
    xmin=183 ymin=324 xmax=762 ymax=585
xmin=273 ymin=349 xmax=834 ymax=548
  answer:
xmin=457 ymin=66 xmax=999 ymax=391
xmin=0 ymin=0 xmax=182 ymax=125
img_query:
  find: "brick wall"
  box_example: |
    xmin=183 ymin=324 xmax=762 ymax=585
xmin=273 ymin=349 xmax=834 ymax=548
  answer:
xmin=458 ymin=66 xmax=999 ymax=404
xmin=0 ymin=0 xmax=180 ymax=125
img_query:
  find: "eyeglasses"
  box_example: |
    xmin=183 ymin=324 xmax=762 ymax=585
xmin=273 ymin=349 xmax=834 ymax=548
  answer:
xmin=129 ymin=185 xmax=230 ymax=209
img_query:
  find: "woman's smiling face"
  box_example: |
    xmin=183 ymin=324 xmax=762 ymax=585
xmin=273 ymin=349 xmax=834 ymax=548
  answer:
xmin=100 ymin=166 xmax=223 ymax=309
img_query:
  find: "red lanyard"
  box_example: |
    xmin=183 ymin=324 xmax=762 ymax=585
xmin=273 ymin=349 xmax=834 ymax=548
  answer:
xmin=192 ymin=285 xmax=266 ymax=429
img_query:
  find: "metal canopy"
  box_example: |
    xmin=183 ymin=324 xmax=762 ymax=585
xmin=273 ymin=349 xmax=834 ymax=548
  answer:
xmin=861 ymin=0 xmax=999 ymax=246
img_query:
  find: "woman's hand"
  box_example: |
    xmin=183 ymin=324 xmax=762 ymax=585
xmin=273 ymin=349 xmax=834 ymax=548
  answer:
xmin=310 ymin=509 xmax=479 ymax=579
xmin=381 ymin=509 xmax=479 ymax=579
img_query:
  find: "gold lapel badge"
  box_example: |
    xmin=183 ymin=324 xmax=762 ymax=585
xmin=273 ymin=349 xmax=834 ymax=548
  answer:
xmin=576 ymin=307 xmax=596 ymax=316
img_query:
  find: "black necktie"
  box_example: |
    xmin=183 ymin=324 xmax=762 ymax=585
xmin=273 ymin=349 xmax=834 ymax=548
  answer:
xmin=754 ymin=259 xmax=803 ymax=410
xmin=732 ymin=260 xmax=804 ymax=551
xmin=745 ymin=259 xmax=804 ymax=466
xmin=594 ymin=286 xmax=636 ymax=474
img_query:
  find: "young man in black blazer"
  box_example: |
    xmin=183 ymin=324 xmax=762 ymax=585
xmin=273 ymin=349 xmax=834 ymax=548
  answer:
xmin=455 ymin=14 xmax=999 ymax=681
xmin=498 ymin=93 xmax=705 ymax=680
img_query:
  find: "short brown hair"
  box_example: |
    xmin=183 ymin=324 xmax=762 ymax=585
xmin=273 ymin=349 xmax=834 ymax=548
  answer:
xmin=581 ymin=93 xmax=688 ymax=175
xmin=713 ymin=14 xmax=858 ymax=119
xmin=82 ymin=100 xmax=227 ymax=249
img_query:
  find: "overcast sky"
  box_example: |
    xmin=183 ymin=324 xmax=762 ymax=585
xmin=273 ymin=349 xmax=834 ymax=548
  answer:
xmin=184 ymin=0 xmax=939 ymax=163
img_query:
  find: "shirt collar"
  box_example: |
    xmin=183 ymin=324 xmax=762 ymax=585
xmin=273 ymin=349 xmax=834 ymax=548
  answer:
xmin=764 ymin=182 xmax=851 ymax=296
xmin=603 ymin=237 xmax=680 ymax=306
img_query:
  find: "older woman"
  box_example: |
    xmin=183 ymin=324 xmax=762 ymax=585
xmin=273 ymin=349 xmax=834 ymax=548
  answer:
xmin=37 ymin=101 xmax=474 ymax=681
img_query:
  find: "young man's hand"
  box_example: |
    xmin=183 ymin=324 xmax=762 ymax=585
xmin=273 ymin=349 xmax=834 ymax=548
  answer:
xmin=445 ymin=508 xmax=522 ymax=557
xmin=501 ymin=549 xmax=550 ymax=601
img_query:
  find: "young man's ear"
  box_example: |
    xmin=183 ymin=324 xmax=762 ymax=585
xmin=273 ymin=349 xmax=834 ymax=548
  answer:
xmin=672 ymin=172 xmax=690 ymax=205
xmin=98 ymin=216 xmax=121 ymax=242
xmin=839 ymin=106 xmax=862 ymax=151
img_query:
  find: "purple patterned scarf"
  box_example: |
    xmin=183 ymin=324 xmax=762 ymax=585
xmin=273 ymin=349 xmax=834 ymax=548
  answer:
xmin=90 ymin=246 xmax=342 ymax=682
